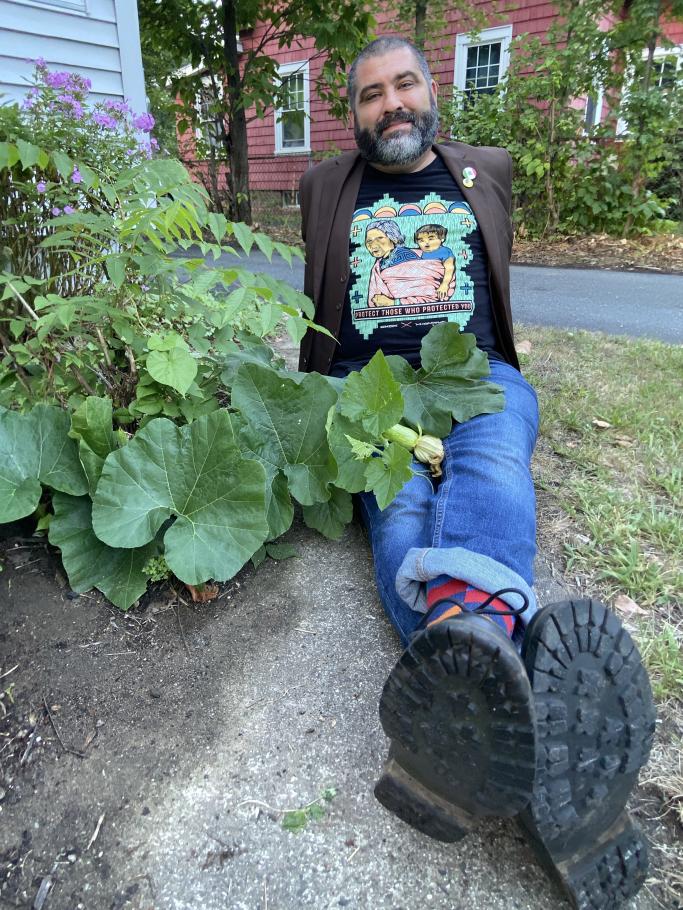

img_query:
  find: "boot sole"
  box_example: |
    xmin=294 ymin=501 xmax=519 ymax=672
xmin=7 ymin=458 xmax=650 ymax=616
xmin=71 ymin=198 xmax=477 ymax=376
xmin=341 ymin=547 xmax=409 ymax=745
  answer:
xmin=376 ymin=614 xmax=536 ymax=840
xmin=520 ymin=598 xmax=656 ymax=908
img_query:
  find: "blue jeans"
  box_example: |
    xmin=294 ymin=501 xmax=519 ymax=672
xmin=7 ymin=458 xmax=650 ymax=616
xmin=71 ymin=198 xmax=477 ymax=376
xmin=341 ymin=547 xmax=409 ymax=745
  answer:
xmin=358 ymin=360 xmax=539 ymax=649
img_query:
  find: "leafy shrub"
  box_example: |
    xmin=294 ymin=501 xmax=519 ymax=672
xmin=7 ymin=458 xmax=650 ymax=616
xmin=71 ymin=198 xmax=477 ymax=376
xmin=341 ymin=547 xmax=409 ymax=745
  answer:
xmin=0 ymin=328 xmax=503 ymax=609
xmin=1 ymin=62 xmax=157 ymax=289
xmin=0 ymin=136 xmax=314 ymax=419
xmin=0 ymin=67 xmax=504 ymax=611
xmin=447 ymin=0 xmax=683 ymax=237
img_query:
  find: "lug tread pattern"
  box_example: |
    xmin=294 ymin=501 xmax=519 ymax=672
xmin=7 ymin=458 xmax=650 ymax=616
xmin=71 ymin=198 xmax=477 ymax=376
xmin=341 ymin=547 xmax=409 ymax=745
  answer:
xmin=567 ymin=826 xmax=649 ymax=910
xmin=520 ymin=599 xmax=656 ymax=909
xmin=379 ymin=617 xmax=536 ymax=821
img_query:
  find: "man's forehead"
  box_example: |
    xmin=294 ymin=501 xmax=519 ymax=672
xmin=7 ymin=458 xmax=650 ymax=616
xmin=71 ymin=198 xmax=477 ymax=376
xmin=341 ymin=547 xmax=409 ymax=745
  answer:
xmin=355 ymin=48 xmax=422 ymax=90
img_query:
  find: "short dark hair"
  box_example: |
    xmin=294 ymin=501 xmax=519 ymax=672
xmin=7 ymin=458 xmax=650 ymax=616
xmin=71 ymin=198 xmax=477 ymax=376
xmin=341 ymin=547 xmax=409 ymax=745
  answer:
xmin=347 ymin=36 xmax=433 ymax=113
xmin=415 ymin=223 xmax=447 ymax=242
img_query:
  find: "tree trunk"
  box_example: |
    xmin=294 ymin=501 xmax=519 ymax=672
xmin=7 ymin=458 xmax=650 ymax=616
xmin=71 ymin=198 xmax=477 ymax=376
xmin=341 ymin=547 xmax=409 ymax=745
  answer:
xmin=414 ymin=0 xmax=427 ymax=49
xmin=624 ymin=0 xmax=661 ymax=235
xmin=221 ymin=0 xmax=252 ymax=224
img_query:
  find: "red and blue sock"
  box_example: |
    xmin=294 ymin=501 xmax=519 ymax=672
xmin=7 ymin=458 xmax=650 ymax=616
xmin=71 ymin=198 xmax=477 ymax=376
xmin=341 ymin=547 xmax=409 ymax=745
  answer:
xmin=425 ymin=576 xmax=516 ymax=637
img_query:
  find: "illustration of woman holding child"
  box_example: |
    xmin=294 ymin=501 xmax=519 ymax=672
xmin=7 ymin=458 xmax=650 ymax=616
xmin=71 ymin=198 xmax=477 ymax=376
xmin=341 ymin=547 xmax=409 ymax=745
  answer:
xmin=364 ymin=220 xmax=456 ymax=308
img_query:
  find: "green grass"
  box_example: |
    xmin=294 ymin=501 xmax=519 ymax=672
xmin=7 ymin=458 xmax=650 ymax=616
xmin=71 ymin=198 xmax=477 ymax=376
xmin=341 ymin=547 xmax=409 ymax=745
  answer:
xmin=516 ymin=324 xmax=683 ymax=906
xmin=639 ymin=623 xmax=683 ymax=703
xmin=520 ymin=326 xmax=683 ymax=611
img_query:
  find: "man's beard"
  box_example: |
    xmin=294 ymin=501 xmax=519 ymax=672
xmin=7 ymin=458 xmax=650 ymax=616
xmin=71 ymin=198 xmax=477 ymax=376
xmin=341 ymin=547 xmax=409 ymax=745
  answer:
xmin=354 ymin=104 xmax=439 ymax=166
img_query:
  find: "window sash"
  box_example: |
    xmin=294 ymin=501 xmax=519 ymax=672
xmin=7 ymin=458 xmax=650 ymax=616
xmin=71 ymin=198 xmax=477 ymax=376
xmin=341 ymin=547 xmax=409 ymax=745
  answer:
xmin=275 ymin=62 xmax=309 ymax=153
xmin=454 ymin=26 xmax=512 ymax=102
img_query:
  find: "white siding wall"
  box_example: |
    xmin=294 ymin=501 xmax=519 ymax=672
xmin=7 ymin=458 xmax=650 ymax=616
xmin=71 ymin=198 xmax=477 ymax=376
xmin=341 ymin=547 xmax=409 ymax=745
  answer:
xmin=0 ymin=0 xmax=147 ymax=113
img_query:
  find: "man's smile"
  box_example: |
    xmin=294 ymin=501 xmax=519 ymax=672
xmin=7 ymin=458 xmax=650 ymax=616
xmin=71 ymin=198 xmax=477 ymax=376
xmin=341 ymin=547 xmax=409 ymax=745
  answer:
xmin=382 ymin=122 xmax=413 ymax=135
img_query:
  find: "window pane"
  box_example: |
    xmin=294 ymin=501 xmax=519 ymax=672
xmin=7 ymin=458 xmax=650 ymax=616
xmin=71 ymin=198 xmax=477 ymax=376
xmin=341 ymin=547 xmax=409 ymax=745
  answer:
xmin=655 ymin=58 xmax=677 ymax=89
xmin=463 ymin=41 xmax=502 ymax=96
xmin=282 ymin=109 xmax=305 ymax=147
xmin=284 ymin=72 xmax=304 ymax=110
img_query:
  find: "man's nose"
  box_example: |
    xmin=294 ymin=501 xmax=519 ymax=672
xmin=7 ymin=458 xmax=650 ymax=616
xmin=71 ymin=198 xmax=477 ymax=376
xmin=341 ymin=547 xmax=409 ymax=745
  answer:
xmin=383 ymin=86 xmax=404 ymax=112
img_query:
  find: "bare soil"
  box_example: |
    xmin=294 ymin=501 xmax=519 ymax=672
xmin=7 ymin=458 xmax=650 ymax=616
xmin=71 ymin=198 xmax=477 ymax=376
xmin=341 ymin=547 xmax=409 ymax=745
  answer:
xmin=511 ymin=232 xmax=683 ymax=274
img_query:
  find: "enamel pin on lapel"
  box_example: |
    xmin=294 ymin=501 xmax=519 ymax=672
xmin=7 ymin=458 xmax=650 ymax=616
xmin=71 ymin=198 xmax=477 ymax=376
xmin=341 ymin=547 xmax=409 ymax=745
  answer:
xmin=462 ymin=166 xmax=477 ymax=188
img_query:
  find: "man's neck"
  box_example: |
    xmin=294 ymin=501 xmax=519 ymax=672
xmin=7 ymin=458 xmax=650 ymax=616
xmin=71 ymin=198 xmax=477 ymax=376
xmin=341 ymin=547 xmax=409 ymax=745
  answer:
xmin=368 ymin=147 xmax=437 ymax=175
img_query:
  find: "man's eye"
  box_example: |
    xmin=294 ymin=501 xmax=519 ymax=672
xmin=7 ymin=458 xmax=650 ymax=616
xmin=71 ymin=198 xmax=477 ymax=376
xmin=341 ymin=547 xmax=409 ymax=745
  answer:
xmin=399 ymin=81 xmax=414 ymax=89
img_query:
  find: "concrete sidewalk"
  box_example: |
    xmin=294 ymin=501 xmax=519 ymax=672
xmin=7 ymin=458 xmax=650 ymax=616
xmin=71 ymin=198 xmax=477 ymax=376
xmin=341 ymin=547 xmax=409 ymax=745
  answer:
xmin=0 ymin=337 xmax=657 ymax=910
xmin=1 ymin=522 xmax=657 ymax=910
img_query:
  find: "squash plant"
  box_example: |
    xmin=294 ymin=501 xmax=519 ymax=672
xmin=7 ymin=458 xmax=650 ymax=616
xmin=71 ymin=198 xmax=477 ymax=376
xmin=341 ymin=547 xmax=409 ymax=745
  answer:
xmin=0 ymin=138 xmax=504 ymax=610
xmin=0 ymin=325 xmax=503 ymax=609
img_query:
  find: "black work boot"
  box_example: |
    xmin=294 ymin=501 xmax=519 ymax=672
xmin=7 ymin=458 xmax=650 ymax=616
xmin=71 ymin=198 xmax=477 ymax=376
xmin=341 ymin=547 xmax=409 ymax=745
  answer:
xmin=519 ymin=598 xmax=656 ymax=909
xmin=374 ymin=590 xmax=537 ymax=841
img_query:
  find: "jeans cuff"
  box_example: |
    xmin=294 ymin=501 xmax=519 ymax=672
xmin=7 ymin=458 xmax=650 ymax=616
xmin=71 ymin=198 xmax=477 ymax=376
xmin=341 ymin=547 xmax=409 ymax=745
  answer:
xmin=395 ymin=546 xmax=538 ymax=629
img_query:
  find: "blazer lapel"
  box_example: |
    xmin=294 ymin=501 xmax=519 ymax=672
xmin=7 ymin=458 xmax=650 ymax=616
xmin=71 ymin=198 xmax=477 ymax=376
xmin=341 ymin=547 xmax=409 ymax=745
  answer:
xmin=312 ymin=152 xmax=365 ymax=305
xmin=433 ymin=144 xmax=504 ymax=283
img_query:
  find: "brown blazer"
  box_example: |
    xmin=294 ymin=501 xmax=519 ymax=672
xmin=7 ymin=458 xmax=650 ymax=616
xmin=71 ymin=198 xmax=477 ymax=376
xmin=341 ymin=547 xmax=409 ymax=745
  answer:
xmin=298 ymin=141 xmax=519 ymax=375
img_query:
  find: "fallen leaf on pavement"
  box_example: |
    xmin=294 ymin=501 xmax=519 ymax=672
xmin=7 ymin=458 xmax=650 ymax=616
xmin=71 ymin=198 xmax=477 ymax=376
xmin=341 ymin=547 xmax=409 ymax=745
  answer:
xmin=613 ymin=594 xmax=647 ymax=617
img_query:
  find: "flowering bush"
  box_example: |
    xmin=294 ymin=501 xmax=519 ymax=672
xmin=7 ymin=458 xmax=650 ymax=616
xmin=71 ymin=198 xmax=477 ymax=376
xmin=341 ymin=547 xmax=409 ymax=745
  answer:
xmin=19 ymin=60 xmax=158 ymax=166
xmin=0 ymin=62 xmax=163 ymax=299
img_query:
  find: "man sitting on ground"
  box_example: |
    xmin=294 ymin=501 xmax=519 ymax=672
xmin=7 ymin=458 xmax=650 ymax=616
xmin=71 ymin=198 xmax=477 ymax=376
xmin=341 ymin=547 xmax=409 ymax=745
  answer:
xmin=298 ymin=35 xmax=656 ymax=910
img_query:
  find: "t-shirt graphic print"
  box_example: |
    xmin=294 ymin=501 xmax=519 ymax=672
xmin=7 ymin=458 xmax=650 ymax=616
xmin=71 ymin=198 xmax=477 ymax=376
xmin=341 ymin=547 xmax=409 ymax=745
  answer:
xmin=348 ymin=193 xmax=477 ymax=341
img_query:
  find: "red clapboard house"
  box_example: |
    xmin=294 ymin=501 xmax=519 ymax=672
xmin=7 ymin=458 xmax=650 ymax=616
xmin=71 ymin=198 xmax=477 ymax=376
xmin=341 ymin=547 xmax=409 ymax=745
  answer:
xmin=179 ymin=1 xmax=683 ymax=216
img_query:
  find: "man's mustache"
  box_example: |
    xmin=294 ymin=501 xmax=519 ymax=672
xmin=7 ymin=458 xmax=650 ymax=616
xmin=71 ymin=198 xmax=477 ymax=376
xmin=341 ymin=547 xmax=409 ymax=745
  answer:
xmin=375 ymin=111 xmax=418 ymax=135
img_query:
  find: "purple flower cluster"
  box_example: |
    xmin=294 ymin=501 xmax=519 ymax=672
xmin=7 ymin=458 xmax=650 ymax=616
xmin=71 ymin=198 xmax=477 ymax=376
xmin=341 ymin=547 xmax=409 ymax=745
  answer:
xmin=132 ymin=112 xmax=155 ymax=132
xmin=24 ymin=61 xmax=160 ymax=164
xmin=57 ymin=93 xmax=84 ymax=120
xmin=105 ymin=99 xmax=131 ymax=114
xmin=42 ymin=69 xmax=91 ymax=94
xmin=93 ymin=111 xmax=118 ymax=129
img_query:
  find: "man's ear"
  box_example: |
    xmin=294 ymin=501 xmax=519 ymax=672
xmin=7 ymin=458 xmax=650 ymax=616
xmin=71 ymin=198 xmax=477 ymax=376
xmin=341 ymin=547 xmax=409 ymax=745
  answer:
xmin=430 ymin=79 xmax=438 ymax=104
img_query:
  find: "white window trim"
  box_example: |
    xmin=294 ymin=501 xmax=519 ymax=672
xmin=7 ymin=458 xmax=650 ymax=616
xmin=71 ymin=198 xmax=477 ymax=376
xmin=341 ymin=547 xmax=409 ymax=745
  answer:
xmin=12 ymin=0 xmax=88 ymax=11
xmin=453 ymin=24 xmax=513 ymax=94
xmin=584 ymin=84 xmax=605 ymax=129
xmin=195 ymin=76 xmax=224 ymax=150
xmin=275 ymin=60 xmax=310 ymax=155
xmin=617 ymin=43 xmax=683 ymax=135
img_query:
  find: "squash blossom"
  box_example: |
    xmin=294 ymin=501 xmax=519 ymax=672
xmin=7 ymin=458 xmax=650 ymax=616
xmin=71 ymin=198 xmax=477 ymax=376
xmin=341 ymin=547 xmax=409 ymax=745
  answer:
xmin=383 ymin=424 xmax=445 ymax=477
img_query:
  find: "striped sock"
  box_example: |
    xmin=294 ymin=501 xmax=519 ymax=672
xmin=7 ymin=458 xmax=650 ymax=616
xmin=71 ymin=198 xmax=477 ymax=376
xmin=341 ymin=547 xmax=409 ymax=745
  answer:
xmin=425 ymin=576 xmax=516 ymax=637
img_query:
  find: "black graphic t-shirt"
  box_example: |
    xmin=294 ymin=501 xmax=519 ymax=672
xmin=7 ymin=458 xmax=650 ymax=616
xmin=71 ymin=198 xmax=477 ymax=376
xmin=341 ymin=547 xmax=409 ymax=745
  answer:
xmin=330 ymin=156 xmax=502 ymax=377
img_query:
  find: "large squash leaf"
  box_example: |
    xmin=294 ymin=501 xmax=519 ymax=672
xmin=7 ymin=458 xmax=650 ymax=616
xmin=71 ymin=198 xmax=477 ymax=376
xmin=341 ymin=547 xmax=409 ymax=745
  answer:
xmin=302 ymin=487 xmax=354 ymax=540
xmin=69 ymin=396 xmax=119 ymax=494
xmin=386 ymin=326 xmax=505 ymax=437
xmin=0 ymin=404 xmax=87 ymax=523
xmin=338 ymin=350 xmax=403 ymax=437
xmin=232 ymin=364 xmax=338 ymax=506
xmin=91 ymin=411 xmax=268 ymax=585
xmin=326 ymin=409 xmax=376 ymax=494
xmin=49 ymin=493 xmax=156 ymax=610
xmin=364 ymin=442 xmax=414 ymax=511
